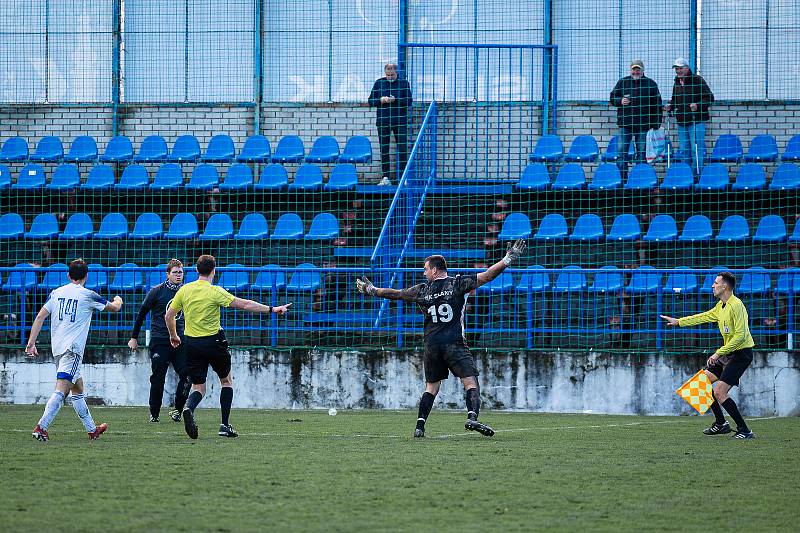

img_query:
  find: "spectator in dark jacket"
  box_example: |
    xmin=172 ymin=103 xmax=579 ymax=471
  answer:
xmin=665 ymin=57 xmax=714 ymax=174
xmin=610 ymin=59 xmax=663 ymax=166
xmin=368 ymin=63 xmax=412 ymax=185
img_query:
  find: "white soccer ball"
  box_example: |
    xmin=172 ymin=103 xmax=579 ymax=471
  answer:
xmin=328 ymin=408 xmax=337 ymax=416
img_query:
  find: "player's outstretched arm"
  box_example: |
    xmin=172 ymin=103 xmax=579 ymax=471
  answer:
xmin=25 ymin=307 xmax=50 ymax=358
xmin=477 ymin=238 xmax=527 ymax=287
xmin=356 ymin=276 xmax=417 ymax=301
xmin=105 ymin=295 xmax=123 ymax=312
xmin=229 ymin=298 xmax=292 ymax=314
xmin=660 ymin=315 xmax=680 ymax=327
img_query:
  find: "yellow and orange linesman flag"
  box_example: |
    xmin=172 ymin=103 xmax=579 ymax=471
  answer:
xmin=676 ymin=369 xmax=714 ymax=414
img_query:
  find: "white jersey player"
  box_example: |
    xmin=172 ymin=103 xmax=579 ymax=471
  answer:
xmin=25 ymin=259 xmax=123 ymax=442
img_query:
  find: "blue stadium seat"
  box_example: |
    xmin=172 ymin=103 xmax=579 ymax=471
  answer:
xmin=477 ymin=272 xmax=513 ymax=294
xmin=776 ymin=268 xmax=800 ymax=295
xmin=664 ymin=267 xmax=698 ymax=293
xmin=271 ymin=135 xmax=305 ymax=164
xmin=607 ymin=214 xmax=641 ymax=241
xmin=286 ymin=263 xmax=321 ymax=292
xmin=0 ymin=137 xmax=28 ymax=162
xmin=235 ymin=213 xmax=269 ymax=240
xmin=305 ymin=136 xmax=340 ymax=164
xmin=131 ymin=213 xmax=163 ymax=242
xmin=752 ymin=215 xmax=786 ymax=243
xmin=255 ymin=164 xmax=288 ymax=190
xmin=85 ymin=264 xmax=109 ymax=291
xmin=99 ymin=135 xmax=134 ymax=162
xmin=569 ymin=214 xmax=604 ymax=242
xmin=338 ymin=136 xmax=372 ymax=164
xmin=325 ymin=163 xmax=358 ymax=191
xmin=534 ymin=214 xmax=568 ymax=241
xmin=529 ymin=134 xmax=563 ymax=163
xmin=600 ymin=135 xmax=634 ymax=163
xmin=708 ymin=134 xmax=743 ymax=163
xmin=184 ymin=270 xmax=199 ymax=284
xmin=133 ymin=135 xmax=168 ymax=162
xmin=660 ymin=163 xmax=694 ymax=191
xmin=109 ymin=263 xmax=144 ymax=292
xmin=305 ymin=213 xmax=339 ymax=240
xmin=588 ymin=163 xmax=622 ymax=190
xmin=218 ymin=264 xmax=249 ymax=291
xmin=769 ymin=163 xmax=800 ymax=190
xmin=95 ymin=213 xmax=128 ymax=239
xmin=791 ymin=221 xmax=800 ymax=243
xmin=738 ymin=267 xmax=771 ymax=295
xmin=64 ymin=135 xmax=98 ymax=163
xmin=165 ymin=213 xmax=198 ymax=239
xmin=498 ymin=213 xmax=532 ymax=240
xmin=59 ymin=213 xmax=94 ymax=240
xmin=29 ymin=136 xmax=63 ymax=162
xmin=0 ymin=164 xmax=10 ymax=189
xmin=166 ymin=135 xmax=201 ymax=163
xmin=700 ymin=266 xmax=728 ymax=293
xmin=0 ymin=213 xmax=24 ymax=239
xmin=252 ymin=265 xmax=287 ymax=291
xmin=624 ymin=163 xmax=657 ymax=190
xmin=81 ymin=164 xmax=116 ymax=190
xmin=116 ymin=164 xmax=149 ymax=190
xmin=643 ymin=214 xmax=678 ymax=242
xmin=39 ymin=263 xmax=69 ymax=291
xmin=516 ymin=164 xmax=550 ymax=191
xmin=515 ymin=266 xmax=550 ymax=293
xmin=289 ymin=164 xmax=323 ymax=191
xmin=150 ymin=163 xmax=184 ymax=190
xmin=271 ymin=213 xmax=304 ymax=240
xmin=743 ymin=134 xmax=778 ymax=163
xmin=3 ymin=263 xmax=39 ymax=291
xmin=146 ymin=265 xmax=167 ymax=290
xmin=731 ymin=163 xmax=766 ymax=191
xmin=553 ymin=266 xmax=586 ymax=292
xmin=552 ymin=163 xmax=586 ymax=190
xmin=679 ymin=215 xmax=713 ymax=242
xmin=200 ymin=213 xmax=234 ymax=240
xmin=564 ymin=135 xmax=599 ymax=163
xmin=589 ymin=266 xmax=623 ymax=293
xmin=781 ymin=134 xmax=800 ymax=162
xmin=715 ymin=215 xmax=750 ymax=242
xmin=236 ymin=135 xmax=271 ymax=163
xmin=46 ymin=164 xmax=80 ymax=191
xmin=25 ymin=213 xmax=59 ymax=239
xmin=695 ymin=163 xmax=729 ymax=191
xmin=12 ymin=164 xmax=46 ymax=190
xmin=219 ymin=164 xmax=253 ymax=191
xmin=201 ymin=134 xmax=236 ymax=163
xmin=185 ymin=164 xmax=219 ymax=190
xmin=626 ymin=266 xmax=661 ymax=294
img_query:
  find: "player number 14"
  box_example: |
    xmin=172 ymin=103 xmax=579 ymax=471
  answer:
xmin=427 ymin=303 xmax=453 ymax=323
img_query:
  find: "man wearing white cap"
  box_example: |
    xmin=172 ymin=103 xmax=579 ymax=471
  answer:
xmin=665 ymin=57 xmax=715 ymax=174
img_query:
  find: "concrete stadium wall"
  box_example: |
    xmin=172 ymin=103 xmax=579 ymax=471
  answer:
xmin=1 ymin=348 xmax=798 ymax=416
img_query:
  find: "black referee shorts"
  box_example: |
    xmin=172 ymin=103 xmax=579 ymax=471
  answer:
xmin=423 ymin=341 xmax=479 ymax=383
xmin=706 ymin=347 xmax=753 ymax=387
xmin=185 ymin=331 xmax=231 ymax=385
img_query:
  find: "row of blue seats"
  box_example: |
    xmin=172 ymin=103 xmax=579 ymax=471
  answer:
xmin=498 ymin=213 xmax=800 ymax=243
xmin=0 ymin=212 xmax=340 ymax=241
xmin=516 ymin=162 xmax=800 ymax=191
xmin=529 ymin=133 xmax=800 ymax=164
xmin=0 ymin=162 xmax=361 ymax=192
xmin=0 ymin=134 xmax=372 ymax=165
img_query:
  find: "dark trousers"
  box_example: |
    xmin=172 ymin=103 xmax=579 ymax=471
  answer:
xmin=149 ymin=340 xmax=190 ymax=416
xmin=378 ymin=123 xmax=408 ymax=179
xmin=619 ymin=127 xmax=648 ymax=165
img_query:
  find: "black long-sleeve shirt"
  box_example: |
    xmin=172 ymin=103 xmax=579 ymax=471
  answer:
xmin=368 ymin=77 xmax=412 ymax=126
xmin=130 ymin=282 xmax=184 ymax=342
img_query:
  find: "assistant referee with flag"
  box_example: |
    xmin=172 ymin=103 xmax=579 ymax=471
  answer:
xmin=165 ymin=255 xmax=291 ymax=439
xmin=661 ymin=271 xmax=755 ymax=439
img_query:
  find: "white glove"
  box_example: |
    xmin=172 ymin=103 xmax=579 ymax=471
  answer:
xmin=356 ymin=276 xmax=378 ymax=296
xmin=502 ymin=238 xmax=527 ymax=266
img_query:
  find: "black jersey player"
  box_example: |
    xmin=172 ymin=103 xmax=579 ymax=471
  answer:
xmin=357 ymin=239 xmax=527 ymax=437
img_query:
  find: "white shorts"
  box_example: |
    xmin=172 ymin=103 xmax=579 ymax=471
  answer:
xmin=55 ymin=350 xmax=83 ymax=383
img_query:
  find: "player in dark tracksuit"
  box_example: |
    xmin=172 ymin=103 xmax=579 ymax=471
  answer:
xmin=357 ymin=239 xmax=527 ymax=438
xmin=128 ymin=260 xmax=190 ymax=423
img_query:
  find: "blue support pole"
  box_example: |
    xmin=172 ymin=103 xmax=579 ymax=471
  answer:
xmin=690 ymin=0 xmax=698 ymax=70
xmin=542 ymin=0 xmax=552 ymax=136
xmin=254 ymin=0 xmax=263 ymax=134
xmin=112 ymin=0 xmax=121 ymax=136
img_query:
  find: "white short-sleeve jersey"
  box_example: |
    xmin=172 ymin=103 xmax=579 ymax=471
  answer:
xmin=43 ymin=283 xmax=108 ymax=356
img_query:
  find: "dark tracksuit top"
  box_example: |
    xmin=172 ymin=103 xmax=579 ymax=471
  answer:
xmin=131 ymin=282 xmax=185 ymax=344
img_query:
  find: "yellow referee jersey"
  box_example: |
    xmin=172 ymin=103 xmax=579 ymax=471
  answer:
xmin=677 ymin=294 xmax=755 ymax=357
xmin=169 ymin=280 xmax=235 ymax=338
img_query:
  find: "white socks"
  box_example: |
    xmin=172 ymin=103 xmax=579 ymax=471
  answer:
xmin=70 ymin=393 xmax=97 ymax=433
xmin=38 ymin=391 xmax=65 ymax=429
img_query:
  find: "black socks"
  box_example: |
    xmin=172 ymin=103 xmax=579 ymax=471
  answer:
xmin=466 ymin=387 xmax=480 ymax=420
xmin=220 ymin=386 xmax=233 ymax=426
xmin=721 ymin=397 xmax=748 ymax=432
xmin=185 ymin=390 xmax=203 ymax=412
xmin=709 ymin=392 xmax=726 ymax=425
xmin=416 ymin=392 xmax=435 ymax=430
xmin=175 ymin=377 xmax=191 ymax=412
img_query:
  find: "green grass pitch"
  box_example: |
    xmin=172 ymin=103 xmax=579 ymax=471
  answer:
xmin=0 ymin=406 xmax=797 ymax=532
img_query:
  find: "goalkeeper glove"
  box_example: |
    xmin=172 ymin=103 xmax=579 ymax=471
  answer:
xmin=356 ymin=276 xmax=378 ymax=296
xmin=502 ymin=238 xmax=527 ymax=266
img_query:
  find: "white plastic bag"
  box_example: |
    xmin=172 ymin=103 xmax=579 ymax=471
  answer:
xmin=646 ymin=127 xmax=666 ymax=163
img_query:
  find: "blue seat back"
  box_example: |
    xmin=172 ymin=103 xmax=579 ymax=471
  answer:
xmin=48 ymin=164 xmax=80 ymax=190
xmin=118 ymin=165 xmax=149 ymax=189
xmin=738 ymin=267 xmax=772 ymax=294
xmin=588 ymin=163 xmax=621 ymax=190
xmin=237 ymin=135 xmax=271 ymax=162
xmin=326 ymin=163 xmax=358 ymax=191
xmin=744 ymin=134 xmax=778 ymax=162
xmin=203 ymin=134 xmax=236 ymax=162
xmin=782 ymin=134 xmax=800 ymax=161
xmin=791 ymin=220 xmax=800 ymax=243
xmin=83 ymin=164 xmax=115 ymax=189
xmin=624 ymin=163 xmax=657 ymax=190
xmin=0 ymin=136 xmax=28 ymax=161
xmin=306 ymin=213 xmax=339 ymax=240
xmin=86 ymin=263 xmax=109 ymax=291
xmin=498 ymin=213 xmax=532 ymax=240
xmin=554 ymin=266 xmax=586 ymax=292
xmin=135 ymin=135 xmax=168 ymax=162
xmin=516 ymin=266 xmax=550 ymax=292
xmin=776 ymin=268 xmax=800 ymax=294
xmin=289 ymin=164 xmax=323 ymax=191
xmin=14 ymin=164 xmax=46 ymax=189
xmin=60 ymin=213 xmax=94 ymax=239
xmin=168 ymin=135 xmax=201 ymax=162
xmin=565 ymin=135 xmax=599 ymax=162
xmin=186 ymin=164 xmax=219 ymax=190
xmin=30 ymin=136 xmax=64 ymax=162
xmin=569 ymin=214 xmax=604 ymax=242
xmin=644 ymin=214 xmax=678 ymax=242
xmin=306 ymin=136 xmax=340 ymax=163
xmin=679 ymin=215 xmax=713 ymax=242
xmin=96 ymin=213 xmax=128 ymax=239
xmin=534 ymin=213 xmax=568 ymax=241
xmin=220 ymin=164 xmax=253 ymax=190
xmin=147 ymin=265 xmax=168 ymax=290
xmin=517 ymin=163 xmax=550 ymax=191
xmin=716 ymin=215 xmax=750 ymax=242
xmin=769 ymin=163 xmax=800 ymax=190
xmin=665 ymin=267 xmax=698 ymax=293
xmin=0 ymin=164 xmax=10 ymax=188
xmin=100 ymin=135 xmax=133 ymax=162
xmin=339 ymin=136 xmax=372 ymax=163
xmin=530 ymin=134 xmax=563 ymax=162
xmin=287 ymin=263 xmax=321 ymax=292
xmin=627 ymin=266 xmax=661 ymax=294
xmin=26 ymin=213 xmax=59 ymax=239
xmin=732 ymin=163 xmax=766 ymax=191
xmin=200 ymin=213 xmax=234 ymax=239
xmin=477 ymin=272 xmax=514 ymax=293
xmin=661 ymin=163 xmax=694 ymax=190
xmin=696 ymin=163 xmax=729 ymax=190
xmin=132 ymin=213 xmax=162 ymax=238
xmin=236 ymin=213 xmax=269 ymax=240
xmin=272 ymin=135 xmax=305 ymax=163
xmin=151 ymin=163 xmax=184 ymax=189
xmin=109 ymin=263 xmax=144 ymax=292
xmin=39 ymin=263 xmax=69 ymax=290
xmin=607 ymin=214 xmax=641 ymax=241
xmin=166 ymin=213 xmax=199 ymax=238
xmin=4 ymin=263 xmax=38 ymax=291
xmin=65 ymin=135 xmax=98 ymax=162
xmin=271 ymin=213 xmax=304 ymax=240
xmin=252 ymin=265 xmax=286 ymax=291
xmin=219 ymin=264 xmax=249 ymax=291
xmin=0 ymin=213 xmax=24 ymax=239
xmin=700 ymin=266 xmax=728 ymax=293
xmin=709 ymin=134 xmax=743 ymax=162
xmin=552 ymin=163 xmax=586 ymax=190
xmin=753 ymin=215 xmax=786 ymax=243
xmin=257 ymin=164 xmax=288 ymax=189
xmin=590 ymin=266 xmax=623 ymax=293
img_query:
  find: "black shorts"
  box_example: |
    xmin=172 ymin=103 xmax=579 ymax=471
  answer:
xmin=423 ymin=341 xmax=478 ymax=383
xmin=706 ymin=347 xmax=753 ymax=387
xmin=185 ymin=331 xmax=231 ymax=385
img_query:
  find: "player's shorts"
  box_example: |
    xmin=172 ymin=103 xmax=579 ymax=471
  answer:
xmin=423 ymin=341 xmax=478 ymax=383
xmin=184 ymin=331 xmax=231 ymax=385
xmin=55 ymin=350 xmax=82 ymax=383
xmin=705 ymin=347 xmax=753 ymax=387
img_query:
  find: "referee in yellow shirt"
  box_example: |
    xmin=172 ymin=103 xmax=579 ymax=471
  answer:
xmin=661 ymin=271 xmax=755 ymax=439
xmin=165 ymin=255 xmax=291 ymax=439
